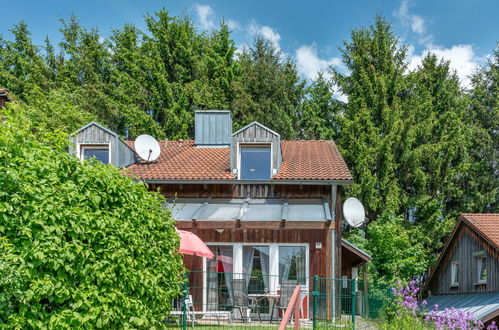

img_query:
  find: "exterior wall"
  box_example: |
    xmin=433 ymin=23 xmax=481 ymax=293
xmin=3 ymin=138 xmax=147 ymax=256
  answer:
xmin=230 ymin=123 xmax=281 ymax=173
xmin=153 ymin=183 xmax=331 ymax=199
xmin=183 ymin=227 xmax=333 ymax=279
xmin=428 ymin=225 xmax=499 ymax=295
xmin=70 ymin=124 xmax=137 ymax=167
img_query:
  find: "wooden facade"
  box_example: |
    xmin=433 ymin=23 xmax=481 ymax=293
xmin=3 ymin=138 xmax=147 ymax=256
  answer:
xmin=426 ymin=222 xmax=499 ymax=295
xmin=161 ymin=181 xmax=341 ymax=279
xmin=153 ymin=183 xmax=332 ymax=199
xmin=0 ymin=89 xmax=10 ymax=108
xmin=69 ymin=122 xmax=137 ymax=167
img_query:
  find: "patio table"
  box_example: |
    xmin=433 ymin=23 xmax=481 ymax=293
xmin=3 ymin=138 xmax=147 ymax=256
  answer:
xmin=248 ymin=293 xmax=280 ymax=323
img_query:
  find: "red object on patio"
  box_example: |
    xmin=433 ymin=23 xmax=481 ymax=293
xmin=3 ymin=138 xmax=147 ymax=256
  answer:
xmin=177 ymin=229 xmax=214 ymax=259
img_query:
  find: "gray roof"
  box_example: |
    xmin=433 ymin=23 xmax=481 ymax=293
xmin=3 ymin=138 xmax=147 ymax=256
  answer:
xmin=232 ymin=121 xmax=280 ymax=137
xmin=426 ymin=292 xmax=499 ymax=322
xmin=73 ymin=121 xmax=118 ymax=137
xmin=165 ymin=198 xmax=332 ymax=222
xmin=342 ymin=238 xmax=372 ymax=260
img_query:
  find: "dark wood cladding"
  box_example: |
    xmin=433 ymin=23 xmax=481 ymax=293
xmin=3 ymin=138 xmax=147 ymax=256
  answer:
xmin=152 ymin=183 xmax=332 ymax=199
xmin=427 ymin=224 xmax=499 ymax=295
xmin=184 ymin=227 xmax=333 ymax=278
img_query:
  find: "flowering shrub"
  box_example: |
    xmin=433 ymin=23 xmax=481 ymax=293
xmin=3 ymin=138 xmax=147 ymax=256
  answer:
xmin=389 ymin=281 xmax=498 ymax=330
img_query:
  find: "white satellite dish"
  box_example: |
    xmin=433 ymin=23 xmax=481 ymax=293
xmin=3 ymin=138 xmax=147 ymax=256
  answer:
xmin=343 ymin=197 xmax=366 ymax=228
xmin=134 ymin=134 xmax=161 ymax=161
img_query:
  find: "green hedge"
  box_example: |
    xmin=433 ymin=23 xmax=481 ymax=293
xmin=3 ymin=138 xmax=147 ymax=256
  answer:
xmin=0 ymin=106 xmax=184 ymax=328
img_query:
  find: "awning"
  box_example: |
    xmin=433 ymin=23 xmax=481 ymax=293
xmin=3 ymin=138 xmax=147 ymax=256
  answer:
xmin=425 ymin=293 xmax=499 ymax=322
xmin=166 ymin=198 xmax=332 ymax=222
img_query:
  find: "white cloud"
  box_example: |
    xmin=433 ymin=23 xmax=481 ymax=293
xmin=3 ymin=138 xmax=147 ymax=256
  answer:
xmin=195 ymin=4 xmax=215 ymax=30
xmin=395 ymin=0 xmax=426 ymax=36
xmin=295 ymin=44 xmax=342 ymax=80
xmin=408 ymin=44 xmax=479 ymax=87
xmin=295 ymin=44 xmax=348 ymax=102
xmin=396 ymin=0 xmax=480 ymax=87
xmin=248 ymin=20 xmax=281 ymax=51
xmin=226 ymin=19 xmax=240 ymax=30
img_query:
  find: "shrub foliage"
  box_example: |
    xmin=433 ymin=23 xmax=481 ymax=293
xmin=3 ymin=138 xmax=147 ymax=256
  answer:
xmin=0 ymin=106 xmax=183 ymax=328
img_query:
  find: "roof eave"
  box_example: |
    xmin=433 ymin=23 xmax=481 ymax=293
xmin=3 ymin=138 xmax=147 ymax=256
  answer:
xmin=139 ymin=178 xmax=353 ymax=186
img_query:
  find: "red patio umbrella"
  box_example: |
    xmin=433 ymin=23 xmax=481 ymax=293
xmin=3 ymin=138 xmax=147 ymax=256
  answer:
xmin=177 ymin=229 xmax=214 ymax=259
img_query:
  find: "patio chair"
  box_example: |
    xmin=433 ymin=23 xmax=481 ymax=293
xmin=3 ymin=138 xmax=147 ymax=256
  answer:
xmin=277 ymin=280 xmax=299 ymax=323
xmin=171 ymin=294 xmax=232 ymax=327
xmin=230 ymin=279 xmax=258 ymax=322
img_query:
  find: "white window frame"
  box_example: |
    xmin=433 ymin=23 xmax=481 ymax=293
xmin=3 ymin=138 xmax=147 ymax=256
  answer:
xmin=450 ymin=261 xmax=459 ymax=287
xmin=474 ymin=251 xmax=487 ymax=284
xmin=237 ymin=143 xmax=273 ymax=180
xmin=79 ymin=143 xmax=111 ymax=164
xmin=202 ymin=242 xmax=309 ymax=316
xmin=204 ymin=242 xmax=309 ymax=290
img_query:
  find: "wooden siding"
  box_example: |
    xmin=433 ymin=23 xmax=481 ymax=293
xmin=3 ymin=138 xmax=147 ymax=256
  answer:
xmin=230 ymin=122 xmax=281 ymax=172
xmin=0 ymin=95 xmax=8 ymax=108
xmin=428 ymin=225 xmax=499 ymax=295
xmin=183 ymin=227 xmax=334 ymax=279
xmin=153 ymin=183 xmax=331 ymax=199
xmin=70 ymin=123 xmax=137 ymax=167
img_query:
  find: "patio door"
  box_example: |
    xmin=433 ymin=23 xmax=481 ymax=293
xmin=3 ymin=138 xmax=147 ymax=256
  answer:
xmin=206 ymin=246 xmax=233 ymax=311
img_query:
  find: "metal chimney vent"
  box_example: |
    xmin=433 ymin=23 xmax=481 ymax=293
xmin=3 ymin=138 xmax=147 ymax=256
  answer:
xmin=195 ymin=110 xmax=232 ymax=147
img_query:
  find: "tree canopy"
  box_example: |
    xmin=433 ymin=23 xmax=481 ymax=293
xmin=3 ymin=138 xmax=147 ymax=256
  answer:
xmin=0 ymin=11 xmax=497 ymax=285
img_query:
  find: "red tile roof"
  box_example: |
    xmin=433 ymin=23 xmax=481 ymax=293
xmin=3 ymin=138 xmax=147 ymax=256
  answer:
xmin=126 ymin=140 xmax=233 ymax=180
xmin=125 ymin=140 xmax=352 ymax=182
xmin=275 ymin=141 xmax=352 ymax=180
xmin=460 ymin=213 xmax=499 ymax=250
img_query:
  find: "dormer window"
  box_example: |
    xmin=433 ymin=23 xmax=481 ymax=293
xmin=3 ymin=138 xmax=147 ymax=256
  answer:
xmin=239 ymin=144 xmax=271 ymax=180
xmin=81 ymin=145 xmax=110 ymax=164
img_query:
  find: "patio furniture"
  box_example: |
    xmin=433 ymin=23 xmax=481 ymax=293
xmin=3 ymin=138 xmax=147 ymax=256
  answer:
xmin=248 ymin=292 xmax=280 ymax=323
xmin=230 ymin=279 xmax=257 ymax=322
xmin=171 ymin=294 xmax=232 ymax=327
xmin=277 ymin=280 xmax=299 ymax=323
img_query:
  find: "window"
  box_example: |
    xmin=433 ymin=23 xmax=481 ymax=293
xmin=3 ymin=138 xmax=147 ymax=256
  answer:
xmin=279 ymin=246 xmax=306 ymax=284
xmin=81 ymin=145 xmax=110 ymax=164
xmin=451 ymin=261 xmax=459 ymax=287
xmin=239 ymin=145 xmax=271 ymax=180
xmin=475 ymin=251 xmax=487 ymax=284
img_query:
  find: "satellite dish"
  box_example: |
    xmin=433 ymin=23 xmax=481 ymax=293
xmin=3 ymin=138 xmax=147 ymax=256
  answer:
xmin=343 ymin=197 xmax=366 ymax=228
xmin=135 ymin=134 xmax=161 ymax=161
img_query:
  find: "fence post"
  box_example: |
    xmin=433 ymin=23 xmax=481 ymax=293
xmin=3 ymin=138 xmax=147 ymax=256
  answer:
xmin=351 ymin=278 xmax=356 ymax=330
xmin=312 ymin=276 xmax=319 ymax=330
xmin=182 ymin=273 xmax=188 ymax=330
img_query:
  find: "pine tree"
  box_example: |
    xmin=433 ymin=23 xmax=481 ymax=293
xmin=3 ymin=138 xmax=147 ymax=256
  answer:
xmin=465 ymin=47 xmax=499 ymax=212
xmin=231 ymin=37 xmax=305 ymax=139
xmin=333 ymin=16 xmax=408 ymax=222
xmin=299 ymin=72 xmax=342 ymax=140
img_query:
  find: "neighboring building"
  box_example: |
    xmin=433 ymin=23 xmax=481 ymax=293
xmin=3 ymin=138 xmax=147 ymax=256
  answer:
xmin=0 ymin=89 xmax=11 ymax=108
xmin=71 ymin=110 xmax=370 ymax=317
xmin=424 ymin=213 xmax=499 ymax=327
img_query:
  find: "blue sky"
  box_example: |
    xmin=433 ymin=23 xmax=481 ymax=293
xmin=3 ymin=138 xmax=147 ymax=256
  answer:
xmin=2 ymin=0 xmax=498 ymax=86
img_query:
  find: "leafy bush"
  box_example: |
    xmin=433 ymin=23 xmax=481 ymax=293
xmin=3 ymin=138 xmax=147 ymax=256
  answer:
xmin=0 ymin=106 xmax=184 ymax=328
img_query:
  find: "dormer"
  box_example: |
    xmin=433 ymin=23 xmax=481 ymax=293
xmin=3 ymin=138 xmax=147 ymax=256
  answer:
xmin=70 ymin=122 xmax=138 ymax=167
xmin=230 ymin=122 xmax=282 ymax=180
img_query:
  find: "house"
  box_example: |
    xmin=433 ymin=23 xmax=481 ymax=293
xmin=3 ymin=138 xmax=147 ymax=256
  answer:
xmin=0 ymin=89 xmax=11 ymax=108
xmin=424 ymin=213 xmax=499 ymax=327
xmin=70 ymin=110 xmax=371 ymax=318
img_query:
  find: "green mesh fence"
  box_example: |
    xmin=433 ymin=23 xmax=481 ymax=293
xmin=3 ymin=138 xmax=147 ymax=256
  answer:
xmin=164 ymin=271 xmax=392 ymax=329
